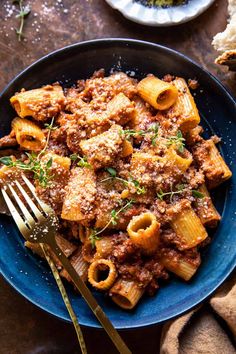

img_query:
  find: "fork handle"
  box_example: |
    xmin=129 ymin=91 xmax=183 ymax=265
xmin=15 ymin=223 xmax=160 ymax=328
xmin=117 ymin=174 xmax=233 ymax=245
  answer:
xmin=48 ymin=238 xmax=132 ymax=354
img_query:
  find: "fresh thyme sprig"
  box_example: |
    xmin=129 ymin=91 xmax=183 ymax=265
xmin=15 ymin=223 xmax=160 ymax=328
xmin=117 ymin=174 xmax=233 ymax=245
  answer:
xmin=70 ymin=154 xmax=91 ymax=168
xmin=121 ymin=129 xmax=146 ymax=140
xmin=149 ymin=123 xmax=159 ymax=146
xmin=89 ymin=199 xmax=134 ymax=248
xmin=44 ymin=121 xmax=59 ymax=131
xmin=0 ymin=153 xmax=53 ymax=188
xmin=0 ymin=118 xmax=55 ymax=187
xmin=192 ymin=190 xmax=204 ymax=199
xmin=13 ymin=0 xmax=31 ymax=41
xmin=157 ymin=184 xmax=205 ymax=203
xmin=167 ymin=130 xmax=185 ymax=153
xmin=101 ymin=168 xmax=146 ymax=195
xmin=128 ymin=175 xmax=146 ymax=194
xmin=157 ymin=184 xmax=185 ymax=203
xmin=121 ymin=123 xmax=159 ymax=146
xmin=89 ymin=230 xmax=101 ymax=249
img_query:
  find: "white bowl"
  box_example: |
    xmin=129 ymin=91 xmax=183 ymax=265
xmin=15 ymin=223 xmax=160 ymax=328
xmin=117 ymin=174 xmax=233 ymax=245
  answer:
xmin=105 ymin=0 xmax=215 ymax=27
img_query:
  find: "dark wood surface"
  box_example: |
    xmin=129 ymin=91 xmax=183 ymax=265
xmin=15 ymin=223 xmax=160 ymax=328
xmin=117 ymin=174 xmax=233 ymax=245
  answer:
xmin=0 ymin=1 xmax=235 ymax=353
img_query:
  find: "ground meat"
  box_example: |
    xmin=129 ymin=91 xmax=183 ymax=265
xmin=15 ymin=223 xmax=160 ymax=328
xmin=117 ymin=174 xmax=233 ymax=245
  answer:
xmin=151 ymin=199 xmax=169 ymax=224
xmin=91 ymin=68 xmax=105 ymax=79
xmin=79 ymin=72 xmax=137 ymax=105
xmin=163 ymin=74 xmax=175 ymax=82
xmin=112 ymin=238 xmax=139 ymax=263
xmin=76 ymin=80 xmax=86 ymax=92
xmin=160 ymin=246 xmax=201 ymax=268
xmin=184 ymin=126 xmax=203 ymax=146
xmin=183 ymin=166 xmax=205 ymax=189
xmin=160 ymin=228 xmax=183 ymax=248
xmin=47 ymin=131 xmax=70 ymax=156
xmin=0 ymin=133 xmax=17 ymax=148
xmin=66 ymin=123 xmax=87 ymax=153
xmin=107 ymin=233 xmax=169 ymax=294
xmin=188 ymin=79 xmax=199 ymax=90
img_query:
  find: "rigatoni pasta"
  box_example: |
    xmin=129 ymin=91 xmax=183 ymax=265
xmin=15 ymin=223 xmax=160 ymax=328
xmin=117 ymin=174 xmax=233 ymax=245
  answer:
xmin=137 ymin=76 xmax=178 ymax=110
xmin=172 ymin=77 xmax=200 ymax=132
xmin=160 ymin=248 xmax=200 ymax=281
xmin=193 ymin=139 xmax=232 ymax=189
xmin=10 ymin=85 xmax=65 ymax=121
xmin=88 ymin=259 xmax=117 ymax=290
xmin=12 ymin=117 xmax=46 ymax=151
xmin=127 ymin=212 xmax=160 ymax=255
xmin=109 ymin=278 xmax=144 ymax=310
xmin=170 ymin=201 xmax=208 ymax=250
xmin=0 ymin=69 xmax=231 ymax=310
xmin=194 ymin=184 xmax=221 ymax=228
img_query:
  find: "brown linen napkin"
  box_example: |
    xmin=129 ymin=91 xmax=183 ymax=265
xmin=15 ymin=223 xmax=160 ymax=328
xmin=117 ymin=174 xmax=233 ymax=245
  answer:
xmin=160 ymin=272 xmax=236 ymax=354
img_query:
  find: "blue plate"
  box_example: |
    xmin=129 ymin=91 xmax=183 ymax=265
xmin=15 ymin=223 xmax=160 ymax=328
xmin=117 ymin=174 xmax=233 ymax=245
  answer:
xmin=0 ymin=39 xmax=235 ymax=329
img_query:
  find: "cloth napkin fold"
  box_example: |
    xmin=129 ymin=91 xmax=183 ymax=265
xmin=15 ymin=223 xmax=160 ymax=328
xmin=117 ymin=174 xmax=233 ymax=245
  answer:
xmin=160 ymin=273 xmax=236 ymax=353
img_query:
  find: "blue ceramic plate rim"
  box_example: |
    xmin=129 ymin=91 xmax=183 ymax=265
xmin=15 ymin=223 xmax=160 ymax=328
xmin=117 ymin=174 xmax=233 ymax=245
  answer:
xmin=0 ymin=39 xmax=235 ymax=329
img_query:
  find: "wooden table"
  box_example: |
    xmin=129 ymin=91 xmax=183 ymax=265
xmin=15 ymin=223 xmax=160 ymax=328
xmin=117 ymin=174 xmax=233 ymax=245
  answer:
xmin=0 ymin=1 xmax=235 ymax=353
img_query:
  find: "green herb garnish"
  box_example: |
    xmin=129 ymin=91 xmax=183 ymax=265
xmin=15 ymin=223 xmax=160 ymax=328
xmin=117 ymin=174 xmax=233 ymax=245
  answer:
xmin=44 ymin=121 xmax=58 ymax=131
xmin=89 ymin=230 xmax=101 ymax=249
xmin=192 ymin=190 xmax=205 ymax=199
xmin=89 ymin=199 xmax=134 ymax=248
xmin=0 ymin=154 xmax=53 ymax=188
xmin=167 ymin=130 xmax=185 ymax=153
xmin=13 ymin=0 xmax=31 ymax=41
xmin=70 ymin=154 xmax=91 ymax=168
xmin=102 ymin=168 xmax=146 ymax=195
xmin=121 ymin=123 xmax=159 ymax=146
xmin=121 ymin=129 xmax=146 ymax=140
xmin=149 ymin=123 xmax=159 ymax=146
xmin=157 ymin=184 xmax=185 ymax=203
xmin=0 ymin=118 xmax=56 ymax=187
xmin=106 ymin=167 xmax=117 ymax=178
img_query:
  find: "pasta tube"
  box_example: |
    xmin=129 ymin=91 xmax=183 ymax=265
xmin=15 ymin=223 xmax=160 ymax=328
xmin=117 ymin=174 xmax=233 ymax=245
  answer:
xmin=10 ymin=85 xmax=65 ymax=121
xmin=25 ymin=234 xmax=77 ymax=269
xmin=170 ymin=201 xmax=208 ymax=250
xmin=165 ymin=146 xmax=192 ymax=173
xmin=95 ymin=236 xmax=114 ymax=258
xmin=194 ymin=184 xmax=221 ymax=228
xmin=127 ymin=212 xmax=160 ymax=255
xmin=82 ymin=240 xmax=95 ymax=263
xmin=105 ymin=92 xmax=135 ymax=125
xmin=40 ymin=152 xmax=71 ymax=171
xmin=129 ymin=97 xmax=153 ymax=140
xmin=12 ymin=117 xmax=46 ymax=151
xmin=202 ymin=140 xmax=231 ymax=189
xmin=160 ymin=249 xmax=200 ymax=281
xmin=77 ymin=225 xmax=87 ymax=244
xmin=137 ymin=76 xmax=178 ymax=110
xmin=121 ymin=140 xmax=133 ymax=157
xmin=109 ymin=278 xmax=144 ymax=310
xmin=60 ymin=247 xmax=89 ymax=283
xmin=79 ymin=124 xmax=124 ymax=170
xmin=88 ymin=259 xmax=117 ymax=291
xmin=61 ymin=167 xmax=96 ymax=224
xmin=172 ymin=77 xmax=200 ymax=132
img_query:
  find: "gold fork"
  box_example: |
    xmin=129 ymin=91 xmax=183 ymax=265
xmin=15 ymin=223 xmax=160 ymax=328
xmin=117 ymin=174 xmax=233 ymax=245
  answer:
xmin=1 ymin=174 xmax=131 ymax=354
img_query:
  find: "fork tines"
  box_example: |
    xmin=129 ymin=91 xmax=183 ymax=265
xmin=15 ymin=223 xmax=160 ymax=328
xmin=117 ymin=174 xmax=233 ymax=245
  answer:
xmin=1 ymin=175 xmax=52 ymax=240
